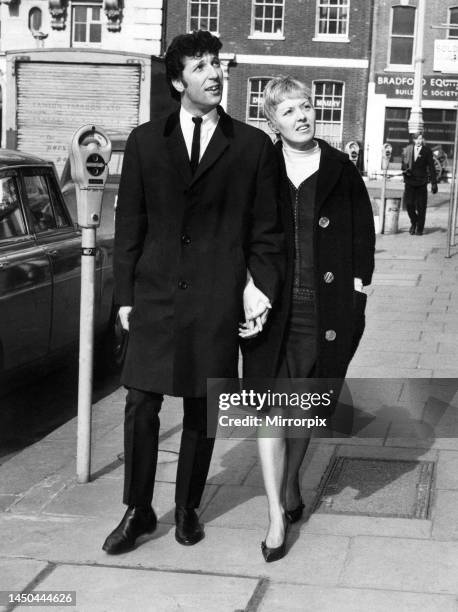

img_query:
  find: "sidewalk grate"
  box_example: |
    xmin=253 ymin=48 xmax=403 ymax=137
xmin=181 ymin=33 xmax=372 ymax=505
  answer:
xmin=313 ymin=457 xmax=434 ymax=519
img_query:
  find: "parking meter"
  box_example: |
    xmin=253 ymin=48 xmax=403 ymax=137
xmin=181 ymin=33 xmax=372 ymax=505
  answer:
xmin=71 ymin=125 xmax=111 ymax=484
xmin=381 ymin=143 xmax=392 ymax=171
xmin=345 ymin=141 xmax=360 ymax=166
xmin=69 ymin=125 xmax=111 ymax=228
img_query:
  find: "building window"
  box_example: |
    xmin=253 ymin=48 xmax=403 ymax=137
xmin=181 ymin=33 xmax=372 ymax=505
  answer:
xmin=246 ymin=77 xmax=271 ymax=131
xmin=251 ymin=0 xmax=285 ymax=37
xmin=448 ymin=7 xmax=458 ymax=38
xmin=316 ymin=0 xmax=349 ymax=37
xmin=72 ymin=4 xmax=102 ymax=45
xmin=389 ymin=5 xmax=416 ymax=65
xmin=384 ymin=107 xmax=456 ymax=164
xmin=28 ymin=7 xmax=42 ymax=33
xmin=188 ymin=0 xmax=219 ymax=33
xmin=313 ymin=81 xmax=344 ymax=147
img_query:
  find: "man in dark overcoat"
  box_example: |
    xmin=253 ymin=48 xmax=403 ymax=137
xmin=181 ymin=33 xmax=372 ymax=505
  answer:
xmin=402 ymin=132 xmax=438 ymax=236
xmin=102 ymin=30 xmax=284 ymax=554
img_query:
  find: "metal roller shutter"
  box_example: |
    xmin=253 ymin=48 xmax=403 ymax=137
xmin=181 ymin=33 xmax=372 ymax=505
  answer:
xmin=16 ymin=62 xmax=140 ymax=173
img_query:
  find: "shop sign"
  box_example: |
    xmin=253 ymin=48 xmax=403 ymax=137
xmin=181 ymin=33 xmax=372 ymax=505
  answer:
xmin=375 ymin=73 xmax=458 ymax=100
xmin=434 ymin=40 xmax=458 ymax=73
xmin=315 ymin=99 xmax=342 ymax=109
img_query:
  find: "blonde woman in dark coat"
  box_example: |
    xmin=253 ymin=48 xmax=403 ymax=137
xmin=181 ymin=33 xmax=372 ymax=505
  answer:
xmin=241 ymin=76 xmax=375 ymax=562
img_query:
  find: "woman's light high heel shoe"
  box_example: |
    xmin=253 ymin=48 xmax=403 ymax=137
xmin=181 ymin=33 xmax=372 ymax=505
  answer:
xmin=285 ymin=500 xmax=305 ymax=524
xmin=261 ymin=521 xmax=288 ymax=563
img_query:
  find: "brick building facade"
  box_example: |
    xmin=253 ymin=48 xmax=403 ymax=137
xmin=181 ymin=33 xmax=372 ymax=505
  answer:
xmin=165 ymin=0 xmax=373 ymax=152
xmin=365 ymin=0 xmax=458 ymax=176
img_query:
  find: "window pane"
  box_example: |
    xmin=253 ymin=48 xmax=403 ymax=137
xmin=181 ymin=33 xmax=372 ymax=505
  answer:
xmin=89 ymin=23 xmax=102 ymax=42
xmin=74 ymin=6 xmax=86 ymax=21
xmin=386 ymin=107 xmax=409 ymax=120
xmin=449 ymin=8 xmax=458 ymax=38
xmin=24 ymin=175 xmax=57 ymax=233
xmin=390 ymin=37 xmax=414 ymax=64
xmin=29 ymin=8 xmax=42 ymax=31
xmin=0 ymin=177 xmax=26 ymax=240
xmin=92 ymin=7 xmax=100 ymax=20
xmin=392 ymin=6 xmax=415 ymax=35
xmin=48 ymin=179 xmax=71 ymax=228
xmin=74 ymin=24 xmax=86 ymax=42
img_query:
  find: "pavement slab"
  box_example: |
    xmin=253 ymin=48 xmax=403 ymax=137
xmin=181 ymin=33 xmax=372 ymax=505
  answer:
xmin=436 ymin=451 xmax=458 ymax=490
xmin=341 ymin=536 xmax=458 ymax=594
xmin=33 ymin=564 xmax=259 ymax=612
xmin=257 ymin=583 xmax=457 ymax=612
xmin=431 ymin=490 xmax=458 ymax=541
xmin=0 ymin=516 xmax=350 ymax=587
xmin=0 ymin=557 xmax=49 ymax=596
xmin=302 ymin=513 xmax=431 ymax=539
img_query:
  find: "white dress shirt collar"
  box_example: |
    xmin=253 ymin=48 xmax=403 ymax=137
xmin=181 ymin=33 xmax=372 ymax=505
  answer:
xmin=179 ymin=106 xmax=219 ymax=161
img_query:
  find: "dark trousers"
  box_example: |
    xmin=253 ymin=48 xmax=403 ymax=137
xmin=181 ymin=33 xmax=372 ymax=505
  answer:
xmin=123 ymin=388 xmax=215 ymax=509
xmin=404 ymin=183 xmax=428 ymax=232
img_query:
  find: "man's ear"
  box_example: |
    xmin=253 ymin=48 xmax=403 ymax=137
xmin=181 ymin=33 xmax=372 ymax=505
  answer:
xmin=171 ymin=78 xmax=185 ymax=95
xmin=267 ymin=119 xmax=278 ymax=135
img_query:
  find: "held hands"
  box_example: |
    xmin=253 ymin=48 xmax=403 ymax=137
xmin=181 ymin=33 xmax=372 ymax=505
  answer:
xmin=431 ymin=184 xmax=438 ymax=195
xmin=239 ymin=273 xmax=271 ymax=339
xmin=118 ymin=306 xmax=133 ymax=331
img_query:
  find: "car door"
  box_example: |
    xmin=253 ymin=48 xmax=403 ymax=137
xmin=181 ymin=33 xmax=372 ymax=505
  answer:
xmin=21 ymin=167 xmax=97 ymax=353
xmin=0 ymin=169 xmax=52 ymax=372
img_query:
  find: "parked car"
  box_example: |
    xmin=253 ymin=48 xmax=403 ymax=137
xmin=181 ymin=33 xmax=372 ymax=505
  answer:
xmin=0 ymin=148 xmax=123 ymax=385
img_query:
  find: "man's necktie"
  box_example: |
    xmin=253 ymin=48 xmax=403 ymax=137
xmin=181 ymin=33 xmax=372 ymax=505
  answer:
xmin=190 ymin=116 xmax=203 ymax=175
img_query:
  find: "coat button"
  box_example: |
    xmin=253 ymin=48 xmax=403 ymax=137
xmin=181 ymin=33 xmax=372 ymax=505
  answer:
xmin=325 ymin=329 xmax=336 ymax=341
xmin=319 ymin=216 xmax=330 ymax=228
xmin=323 ymin=271 xmax=334 ymax=283
xmin=181 ymin=234 xmax=191 ymax=245
xmin=178 ymin=280 xmax=188 ymax=290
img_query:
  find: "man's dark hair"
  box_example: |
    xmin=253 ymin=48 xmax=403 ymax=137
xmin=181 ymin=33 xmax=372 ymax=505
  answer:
xmin=165 ymin=30 xmax=223 ymax=101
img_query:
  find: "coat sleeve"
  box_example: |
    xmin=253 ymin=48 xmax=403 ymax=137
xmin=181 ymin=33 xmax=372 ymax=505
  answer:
xmin=113 ymin=129 xmax=148 ymax=306
xmin=247 ymin=135 xmax=286 ymax=303
xmin=348 ymin=162 xmax=376 ymax=286
xmin=426 ymin=147 xmax=438 ymax=187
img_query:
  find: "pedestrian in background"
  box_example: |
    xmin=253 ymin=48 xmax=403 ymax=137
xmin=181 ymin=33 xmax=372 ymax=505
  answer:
xmin=402 ymin=132 xmax=438 ymax=236
xmin=102 ymin=30 xmax=284 ymax=555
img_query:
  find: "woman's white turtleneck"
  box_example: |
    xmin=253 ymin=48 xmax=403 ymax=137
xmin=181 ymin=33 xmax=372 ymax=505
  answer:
xmin=282 ymin=139 xmax=321 ymax=189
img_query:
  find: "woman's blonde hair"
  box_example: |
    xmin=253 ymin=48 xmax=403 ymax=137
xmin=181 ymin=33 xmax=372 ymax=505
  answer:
xmin=262 ymin=76 xmax=313 ymax=125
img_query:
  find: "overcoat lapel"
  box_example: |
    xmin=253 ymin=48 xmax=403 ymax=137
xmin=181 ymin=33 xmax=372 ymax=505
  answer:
xmin=191 ymin=123 xmax=229 ymax=185
xmin=163 ymin=106 xmax=231 ymax=187
xmin=164 ymin=110 xmax=193 ymax=185
xmin=191 ymin=107 xmax=231 ymax=185
xmin=315 ymin=139 xmax=345 ymax=211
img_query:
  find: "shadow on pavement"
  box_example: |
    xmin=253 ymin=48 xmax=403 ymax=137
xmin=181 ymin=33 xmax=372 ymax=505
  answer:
xmin=0 ymin=352 xmax=121 ymax=464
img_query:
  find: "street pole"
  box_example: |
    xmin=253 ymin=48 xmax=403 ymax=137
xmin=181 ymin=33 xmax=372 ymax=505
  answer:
xmin=450 ymin=108 xmax=458 ymax=249
xmin=408 ymin=0 xmax=426 ymax=134
xmin=77 ymin=228 xmax=96 ymax=483
xmin=380 ymin=167 xmax=387 ymax=234
xmin=447 ymin=107 xmax=458 ymax=257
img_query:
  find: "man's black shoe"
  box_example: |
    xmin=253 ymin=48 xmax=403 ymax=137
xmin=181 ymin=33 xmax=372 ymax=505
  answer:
xmin=175 ymin=506 xmax=204 ymax=546
xmin=409 ymin=224 xmax=416 ymax=235
xmin=415 ymin=229 xmax=423 ymax=235
xmin=102 ymin=506 xmax=157 ymax=554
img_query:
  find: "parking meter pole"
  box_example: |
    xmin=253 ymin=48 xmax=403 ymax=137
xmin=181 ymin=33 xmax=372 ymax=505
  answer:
xmin=77 ymin=228 xmax=96 ymax=483
xmin=380 ymin=169 xmax=387 ymax=234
